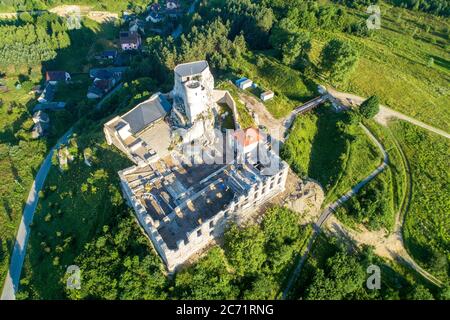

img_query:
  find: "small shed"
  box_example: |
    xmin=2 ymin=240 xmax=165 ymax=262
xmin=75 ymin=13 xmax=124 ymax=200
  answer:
xmin=236 ymin=78 xmax=253 ymax=90
xmin=260 ymin=90 xmax=274 ymax=102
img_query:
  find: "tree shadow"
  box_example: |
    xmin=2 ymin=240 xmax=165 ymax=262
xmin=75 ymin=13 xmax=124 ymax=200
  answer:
xmin=307 ymin=107 xmax=349 ymax=191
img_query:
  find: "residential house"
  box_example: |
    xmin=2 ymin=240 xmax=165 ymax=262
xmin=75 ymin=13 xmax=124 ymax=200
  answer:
xmin=148 ymin=3 xmax=161 ymax=12
xmin=129 ymin=19 xmax=145 ymax=33
xmin=31 ymin=110 xmax=50 ymax=139
xmin=87 ymin=67 xmax=127 ymax=99
xmin=95 ymin=50 xmax=118 ymax=61
xmin=166 ymin=0 xmax=180 ymax=10
xmin=45 ymin=71 xmax=71 ymax=85
xmin=166 ymin=0 xmax=181 ymax=18
xmin=146 ymin=11 xmax=163 ymax=23
xmin=120 ymin=31 xmax=142 ymax=51
xmin=38 ymin=83 xmax=56 ymax=103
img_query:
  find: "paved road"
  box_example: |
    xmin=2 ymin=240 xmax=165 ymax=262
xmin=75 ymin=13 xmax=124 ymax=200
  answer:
xmin=282 ymin=123 xmax=388 ymax=299
xmin=327 ymin=87 xmax=450 ymax=140
xmin=171 ymin=0 xmax=199 ymax=38
xmin=1 ymin=82 xmax=119 ymax=300
xmin=95 ymin=82 xmax=123 ymax=110
xmin=1 ymin=129 xmax=73 ymax=300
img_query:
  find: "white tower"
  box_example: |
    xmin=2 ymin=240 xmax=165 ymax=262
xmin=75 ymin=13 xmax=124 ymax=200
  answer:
xmin=173 ymin=61 xmax=214 ymax=124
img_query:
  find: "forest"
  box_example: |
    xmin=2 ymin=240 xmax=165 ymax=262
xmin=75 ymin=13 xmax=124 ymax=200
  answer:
xmin=0 ymin=13 xmax=71 ymax=69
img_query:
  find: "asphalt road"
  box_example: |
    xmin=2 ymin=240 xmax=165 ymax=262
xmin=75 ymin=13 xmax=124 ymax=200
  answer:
xmin=1 ymin=129 xmax=73 ymax=300
xmin=281 ymin=123 xmax=388 ymax=299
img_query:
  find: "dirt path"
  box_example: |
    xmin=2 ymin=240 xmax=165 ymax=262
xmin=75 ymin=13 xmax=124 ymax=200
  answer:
xmin=327 ymin=87 xmax=450 ymax=139
xmin=325 ymin=215 xmax=443 ymax=287
xmin=238 ymin=93 xmax=284 ymax=141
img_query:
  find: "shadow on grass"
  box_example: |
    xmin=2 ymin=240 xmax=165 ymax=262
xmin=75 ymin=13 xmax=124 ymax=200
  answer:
xmin=307 ymin=107 xmax=349 ymax=192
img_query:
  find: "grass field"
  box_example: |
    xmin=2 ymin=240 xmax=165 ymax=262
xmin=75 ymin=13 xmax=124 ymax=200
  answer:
xmin=390 ymin=120 xmax=450 ymax=281
xmin=225 ymin=52 xmax=316 ymax=119
xmin=282 ymin=106 xmax=382 ymax=206
xmin=334 ymin=120 xmax=408 ymax=232
xmin=308 ymin=3 xmax=450 ymax=131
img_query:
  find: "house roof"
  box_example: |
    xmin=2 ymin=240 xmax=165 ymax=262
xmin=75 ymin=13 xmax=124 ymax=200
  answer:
xmin=32 ymin=110 xmax=50 ymax=124
xmin=101 ymin=50 xmax=117 ymax=58
xmin=92 ymin=69 xmax=113 ymax=80
xmin=46 ymin=71 xmax=67 ymax=82
xmin=40 ymin=84 xmax=55 ymax=101
xmin=88 ymin=85 xmax=104 ymax=96
xmin=120 ymin=31 xmax=141 ymax=45
xmin=93 ymin=78 xmax=113 ymax=91
xmin=261 ymin=90 xmax=274 ymax=97
xmin=122 ymin=94 xmax=171 ymax=134
xmin=149 ymin=3 xmax=161 ymax=11
xmin=174 ymin=60 xmax=209 ymax=78
xmin=234 ymin=128 xmax=264 ymax=147
xmin=90 ymin=67 xmax=127 ymax=79
xmin=235 ymin=77 xmax=248 ymax=85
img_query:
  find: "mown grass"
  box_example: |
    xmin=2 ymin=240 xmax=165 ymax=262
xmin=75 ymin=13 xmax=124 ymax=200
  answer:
xmin=282 ymin=106 xmax=382 ymax=206
xmin=308 ymin=3 xmax=450 ymax=131
xmin=334 ymin=120 xmax=408 ymax=232
xmin=390 ymin=120 xmax=450 ymax=281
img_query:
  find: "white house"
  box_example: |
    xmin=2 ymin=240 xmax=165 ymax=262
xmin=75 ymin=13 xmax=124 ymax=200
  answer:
xmin=234 ymin=127 xmax=264 ymax=155
xmin=120 ymin=31 xmax=142 ymax=51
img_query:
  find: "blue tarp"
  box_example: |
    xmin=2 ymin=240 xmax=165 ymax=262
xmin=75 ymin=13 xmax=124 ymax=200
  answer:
xmin=235 ymin=77 xmax=248 ymax=86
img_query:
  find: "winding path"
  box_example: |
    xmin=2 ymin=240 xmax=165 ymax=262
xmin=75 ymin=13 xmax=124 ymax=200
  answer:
xmin=326 ymin=87 xmax=450 ymax=140
xmin=282 ymin=88 xmax=448 ymax=298
xmin=1 ymin=83 xmax=122 ymax=300
xmin=282 ymin=123 xmax=388 ymax=299
xmin=1 ymin=129 xmax=73 ymax=300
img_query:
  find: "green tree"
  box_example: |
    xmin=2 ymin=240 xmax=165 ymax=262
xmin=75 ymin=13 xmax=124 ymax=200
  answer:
xmin=320 ymin=39 xmax=359 ymax=82
xmin=262 ymin=207 xmax=300 ymax=245
xmin=408 ymin=285 xmax=435 ymax=300
xmin=119 ymin=255 xmax=167 ymax=300
xmin=173 ymin=247 xmax=239 ymax=299
xmin=359 ymin=95 xmax=380 ymax=119
xmin=242 ymin=275 xmax=279 ymax=299
xmin=224 ymin=224 xmax=266 ymax=276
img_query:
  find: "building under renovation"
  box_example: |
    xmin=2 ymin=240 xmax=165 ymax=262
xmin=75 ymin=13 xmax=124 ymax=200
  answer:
xmin=104 ymin=61 xmax=289 ymax=271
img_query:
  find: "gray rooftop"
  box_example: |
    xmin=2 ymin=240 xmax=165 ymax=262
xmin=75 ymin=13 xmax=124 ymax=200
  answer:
xmin=122 ymin=95 xmax=171 ymax=134
xmin=174 ymin=60 xmax=209 ymax=78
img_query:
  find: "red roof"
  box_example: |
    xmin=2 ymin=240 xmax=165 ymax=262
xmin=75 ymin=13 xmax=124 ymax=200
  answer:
xmin=94 ymin=79 xmax=113 ymax=91
xmin=46 ymin=71 xmax=67 ymax=82
xmin=119 ymin=31 xmax=141 ymax=45
xmin=233 ymin=128 xmax=263 ymax=147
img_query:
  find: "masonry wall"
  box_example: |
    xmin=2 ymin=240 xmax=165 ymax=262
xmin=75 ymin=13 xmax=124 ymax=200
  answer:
xmin=119 ymin=160 xmax=289 ymax=272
